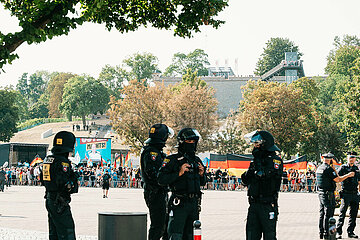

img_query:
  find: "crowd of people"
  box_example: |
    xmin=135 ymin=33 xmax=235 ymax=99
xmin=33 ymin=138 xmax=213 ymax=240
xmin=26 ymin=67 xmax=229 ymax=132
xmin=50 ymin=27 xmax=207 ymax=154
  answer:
xmin=0 ymin=164 xmax=319 ymax=193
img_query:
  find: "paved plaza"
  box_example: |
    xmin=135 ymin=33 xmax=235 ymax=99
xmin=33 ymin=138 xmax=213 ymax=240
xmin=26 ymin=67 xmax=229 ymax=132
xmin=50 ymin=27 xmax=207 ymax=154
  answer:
xmin=0 ymin=186 xmax=359 ymax=239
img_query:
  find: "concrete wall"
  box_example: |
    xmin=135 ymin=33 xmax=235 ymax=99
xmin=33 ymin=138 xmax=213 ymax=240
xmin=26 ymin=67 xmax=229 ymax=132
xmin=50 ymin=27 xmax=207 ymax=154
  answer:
xmin=153 ymin=75 xmax=287 ymax=118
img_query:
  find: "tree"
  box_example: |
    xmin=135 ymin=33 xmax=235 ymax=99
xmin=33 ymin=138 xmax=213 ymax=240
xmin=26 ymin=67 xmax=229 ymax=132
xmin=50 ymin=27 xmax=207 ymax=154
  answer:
xmin=123 ymin=52 xmax=160 ymax=83
xmin=254 ymin=37 xmax=302 ymax=76
xmin=16 ymin=72 xmax=47 ymax=107
xmin=214 ymin=112 xmax=246 ymax=154
xmin=60 ymin=75 xmax=109 ymax=125
xmin=171 ymin=69 xmax=207 ymax=92
xmin=163 ymin=79 xmax=218 ymax=152
xmin=47 ymin=73 xmax=74 ymax=118
xmin=325 ymin=45 xmax=360 ymax=77
xmin=164 ymin=49 xmax=210 ymax=76
xmin=0 ymin=0 xmax=228 ymax=69
xmin=108 ymin=75 xmax=218 ymax=154
xmin=0 ymin=89 xmax=19 ymax=142
xmin=98 ymin=65 xmax=128 ymax=98
xmin=238 ymin=80 xmax=312 ymax=158
xmin=108 ymin=80 xmax=167 ymax=153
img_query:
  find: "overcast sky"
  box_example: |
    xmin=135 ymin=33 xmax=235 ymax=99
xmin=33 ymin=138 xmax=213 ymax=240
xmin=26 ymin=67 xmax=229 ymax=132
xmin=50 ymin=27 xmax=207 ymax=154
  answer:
xmin=1 ymin=0 xmax=360 ymax=87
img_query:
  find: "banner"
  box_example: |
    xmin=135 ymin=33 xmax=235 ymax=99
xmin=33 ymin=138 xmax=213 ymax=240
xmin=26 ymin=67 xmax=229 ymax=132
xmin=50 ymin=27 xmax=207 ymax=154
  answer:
xmin=74 ymin=137 xmax=111 ymax=166
xmin=30 ymin=155 xmax=43 ymax=166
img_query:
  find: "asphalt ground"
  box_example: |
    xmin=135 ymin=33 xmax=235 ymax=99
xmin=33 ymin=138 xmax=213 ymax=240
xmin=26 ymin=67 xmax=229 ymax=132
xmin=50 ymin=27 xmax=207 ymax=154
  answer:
xmin=0 ymin=186 xmax=359 ymax=239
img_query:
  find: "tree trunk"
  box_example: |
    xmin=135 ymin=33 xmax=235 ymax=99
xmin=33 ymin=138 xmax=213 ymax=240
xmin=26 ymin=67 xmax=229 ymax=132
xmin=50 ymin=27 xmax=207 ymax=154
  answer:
xmin=82 ymin=115 xmax=86 ymax=127
xmin=67 ymin=113 xmax=72 ymax=121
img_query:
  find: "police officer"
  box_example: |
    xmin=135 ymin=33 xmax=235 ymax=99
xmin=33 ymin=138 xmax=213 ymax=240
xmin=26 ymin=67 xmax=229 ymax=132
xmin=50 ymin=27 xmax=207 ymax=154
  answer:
xmin=336 ymin=152 xmax=360 ymax=239
xmin=140 ymin=123 xmax=174 ymax=240
xmin=158 ymin=128 xmax=206 ymax=240
xmin=41 ymin=131 xmax=79 ymax=240
xmin=241 ymin=130 xmax=283 ymax=240
xmin=316 ymin=153 xmax=354 ymax=240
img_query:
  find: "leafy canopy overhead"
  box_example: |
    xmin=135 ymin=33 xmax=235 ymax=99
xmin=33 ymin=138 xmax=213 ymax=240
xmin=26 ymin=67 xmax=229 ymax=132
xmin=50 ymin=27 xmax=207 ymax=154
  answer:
xmin=0 ymin=0 xmax=228 ymax=69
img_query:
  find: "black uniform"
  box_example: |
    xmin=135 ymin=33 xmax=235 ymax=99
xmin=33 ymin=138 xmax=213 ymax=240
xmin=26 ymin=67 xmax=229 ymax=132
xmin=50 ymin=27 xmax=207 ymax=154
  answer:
xmin=0 ymin=168 xmax=6 ymax=192
xmin=241 ymin=151 xmax=283 ymax=240
xmin=158 ymin=153 xmax=207 ymax=240
xmin=336 ymin=164 xmax=360 ymax=235
xmin=140 ymin=145 xmax=168 ymax=240
xmin=41 ymin=154 xmax=79 ymax=240
xmin=316 ymin=163 xmax=337 ymax=238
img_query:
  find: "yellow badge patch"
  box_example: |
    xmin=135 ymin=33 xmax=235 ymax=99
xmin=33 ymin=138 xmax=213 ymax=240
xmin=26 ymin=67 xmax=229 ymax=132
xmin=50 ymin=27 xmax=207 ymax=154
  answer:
xmin=56 ymin=138 xmax=63 ymax=145
xmin=61 ymin=162 xmax=69 ymax=167
xmin=150 ymin=128 xmax=156 ymax=133
xmin=273 ymin=159 xmax=281 ymax=164
xmin=43 ymin=164 xmax=51 ymax=181
xmin=162 ymin=158 xmax=170 ymax=167
xmin=150 ymin=152 xmax=158 ymax=156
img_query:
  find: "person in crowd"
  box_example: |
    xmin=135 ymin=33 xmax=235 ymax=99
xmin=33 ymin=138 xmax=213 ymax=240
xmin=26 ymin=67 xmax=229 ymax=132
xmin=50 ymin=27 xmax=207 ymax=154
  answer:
xmin=214 ymin=167 xmax=222 ymax=190
xmin=0 ymin=167 xmax=6 ymax=192
xmin=158 ymin=128 xmax=206 ymax=240
xmin=316 ymin=152 xmax=354 ymax=239
xmin=101 ymin=169 xmax=111 ymax=198
xmin=241 ymin=130 xmax=283 ymax=239
xmin=40 ymin=131 xmax=79 ymax=240
xmin=282 ymin=167 xmax=288 ymax=192
xmin=336 ymin=152 xmax=360 ymax=239
xmin=140 ymin=123 xmax=173 ymax=240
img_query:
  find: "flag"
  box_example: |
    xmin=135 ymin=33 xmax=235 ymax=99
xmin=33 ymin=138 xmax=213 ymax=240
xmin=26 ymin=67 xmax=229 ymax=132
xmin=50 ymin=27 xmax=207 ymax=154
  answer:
xmin=30 ymin=155 xmax=43 ymax=166
xmin=125 ymin=152 xmax=129 ymax=168
xmin=101 ymin=156 xmax=103 ymax=167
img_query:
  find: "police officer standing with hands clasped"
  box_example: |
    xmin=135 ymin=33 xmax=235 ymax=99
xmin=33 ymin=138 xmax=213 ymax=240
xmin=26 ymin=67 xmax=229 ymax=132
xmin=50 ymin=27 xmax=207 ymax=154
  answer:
xmin=140 ymin=123 xmax=174 ymax=240
xmin=158 ymin=128 xmax=207 ymax=240
xmin=41 ymin=131 xmax=79 ymax=240
xmin=241 ymin=130 xmax=283 ymax=240
xmin=336 ymin=152 xmax=360 ymax=239
xmin=316 ymin=152 xmax=355 ymax=240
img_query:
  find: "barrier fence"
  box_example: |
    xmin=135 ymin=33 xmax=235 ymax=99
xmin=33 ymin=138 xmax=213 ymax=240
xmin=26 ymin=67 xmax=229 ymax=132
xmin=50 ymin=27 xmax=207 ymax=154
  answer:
xmin=4 ymin=175 xmax=319 ymax=193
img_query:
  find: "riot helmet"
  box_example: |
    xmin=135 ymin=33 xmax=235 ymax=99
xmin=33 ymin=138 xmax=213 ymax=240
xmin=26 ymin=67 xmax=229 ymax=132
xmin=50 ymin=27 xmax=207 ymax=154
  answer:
xmin=144 ymin=124 xmax=174 ymax=145
xmin=244 ymin=130 xmax=280 ymax=152
xmin=51 ymin=131 xmax=76 ymax=154
xmin=177 ymin=128 xmax=201 ymax=155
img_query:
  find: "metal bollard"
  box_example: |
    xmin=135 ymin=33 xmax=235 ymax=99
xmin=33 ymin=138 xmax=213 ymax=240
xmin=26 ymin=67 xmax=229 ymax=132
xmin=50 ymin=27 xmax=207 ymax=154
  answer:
xmin=193 ymin=220 xmax=201 ymax=240
xmin=329 ymin=217 xmax=336 ymax=240
xmin=98 ymin=212 xmax=147 ymax=240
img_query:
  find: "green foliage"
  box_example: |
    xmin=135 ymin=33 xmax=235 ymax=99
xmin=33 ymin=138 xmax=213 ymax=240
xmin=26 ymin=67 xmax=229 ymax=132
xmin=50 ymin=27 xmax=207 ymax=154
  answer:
xmin=98 ymin=64 xmax=128 ymax=98
xmin=0 ymin=89 xmax=19 ymax=142
xmin=254 ymin=37 xmax=302 ymax=76
xmin=0 ymin=0 xmax=228 ymax=69
xmin=164 ymin=49 xmax=210 ymax=76
xmin=172 ymin=69 xmax=207 ymax=92
xmin=123 ymin=52 xmax=160 ymax=83
xmin=47 ymin=72 xmax=74 ymax=118
xmin=16 ymin=72 xmax=47 ymax=106
xmin=60 ymin=75 xmax=110 ymax=125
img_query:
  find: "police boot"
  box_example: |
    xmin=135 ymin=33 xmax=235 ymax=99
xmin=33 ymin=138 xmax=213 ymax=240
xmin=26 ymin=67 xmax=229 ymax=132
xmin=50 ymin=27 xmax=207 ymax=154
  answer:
xmin=336 ymin=232 xmax=342 ymax=239
xmin=348 ymin=233 xmax=358 ymax=238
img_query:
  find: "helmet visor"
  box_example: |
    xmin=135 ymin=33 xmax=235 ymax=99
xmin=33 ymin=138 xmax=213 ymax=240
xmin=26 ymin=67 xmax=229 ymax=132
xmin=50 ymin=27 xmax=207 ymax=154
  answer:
xmin=168 ymin=127 xmax=175 ymax=139
xmin=183 ymin=129 xmax=201 ymax=140
xmin=244 ymin=130 xmax=264 ymax=145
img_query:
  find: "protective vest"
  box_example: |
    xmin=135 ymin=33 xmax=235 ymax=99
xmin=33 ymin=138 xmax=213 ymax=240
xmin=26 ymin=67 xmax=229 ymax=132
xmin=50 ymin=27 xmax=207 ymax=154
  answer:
xmin=42 ymin=154 xmax=77 ymax=197
xmin=339 ymin=164 xmax=359 ymax=192
xmin=159 ymin=153 xmax=204 ymax=194
xmin=316 ymin=163 xmax=336 ymax=192
xmin=243 ymin=152 xmax=283 ymax=199
xmin=140 ymin=145 xmax=166 ymax=190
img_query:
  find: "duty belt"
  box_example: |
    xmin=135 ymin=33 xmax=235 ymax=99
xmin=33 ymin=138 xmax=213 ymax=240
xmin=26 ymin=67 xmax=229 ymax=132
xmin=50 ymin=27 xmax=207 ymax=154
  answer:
xmin=249 ymin=196 xmax=276 ymax=204
xmin=173 ymin=193 xmax=199 ymax=199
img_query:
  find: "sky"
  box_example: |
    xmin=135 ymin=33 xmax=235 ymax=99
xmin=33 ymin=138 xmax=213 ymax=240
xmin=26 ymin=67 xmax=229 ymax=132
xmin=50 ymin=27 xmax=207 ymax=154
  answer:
xmin=1 ymin=0 xmax=360 ymax=87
